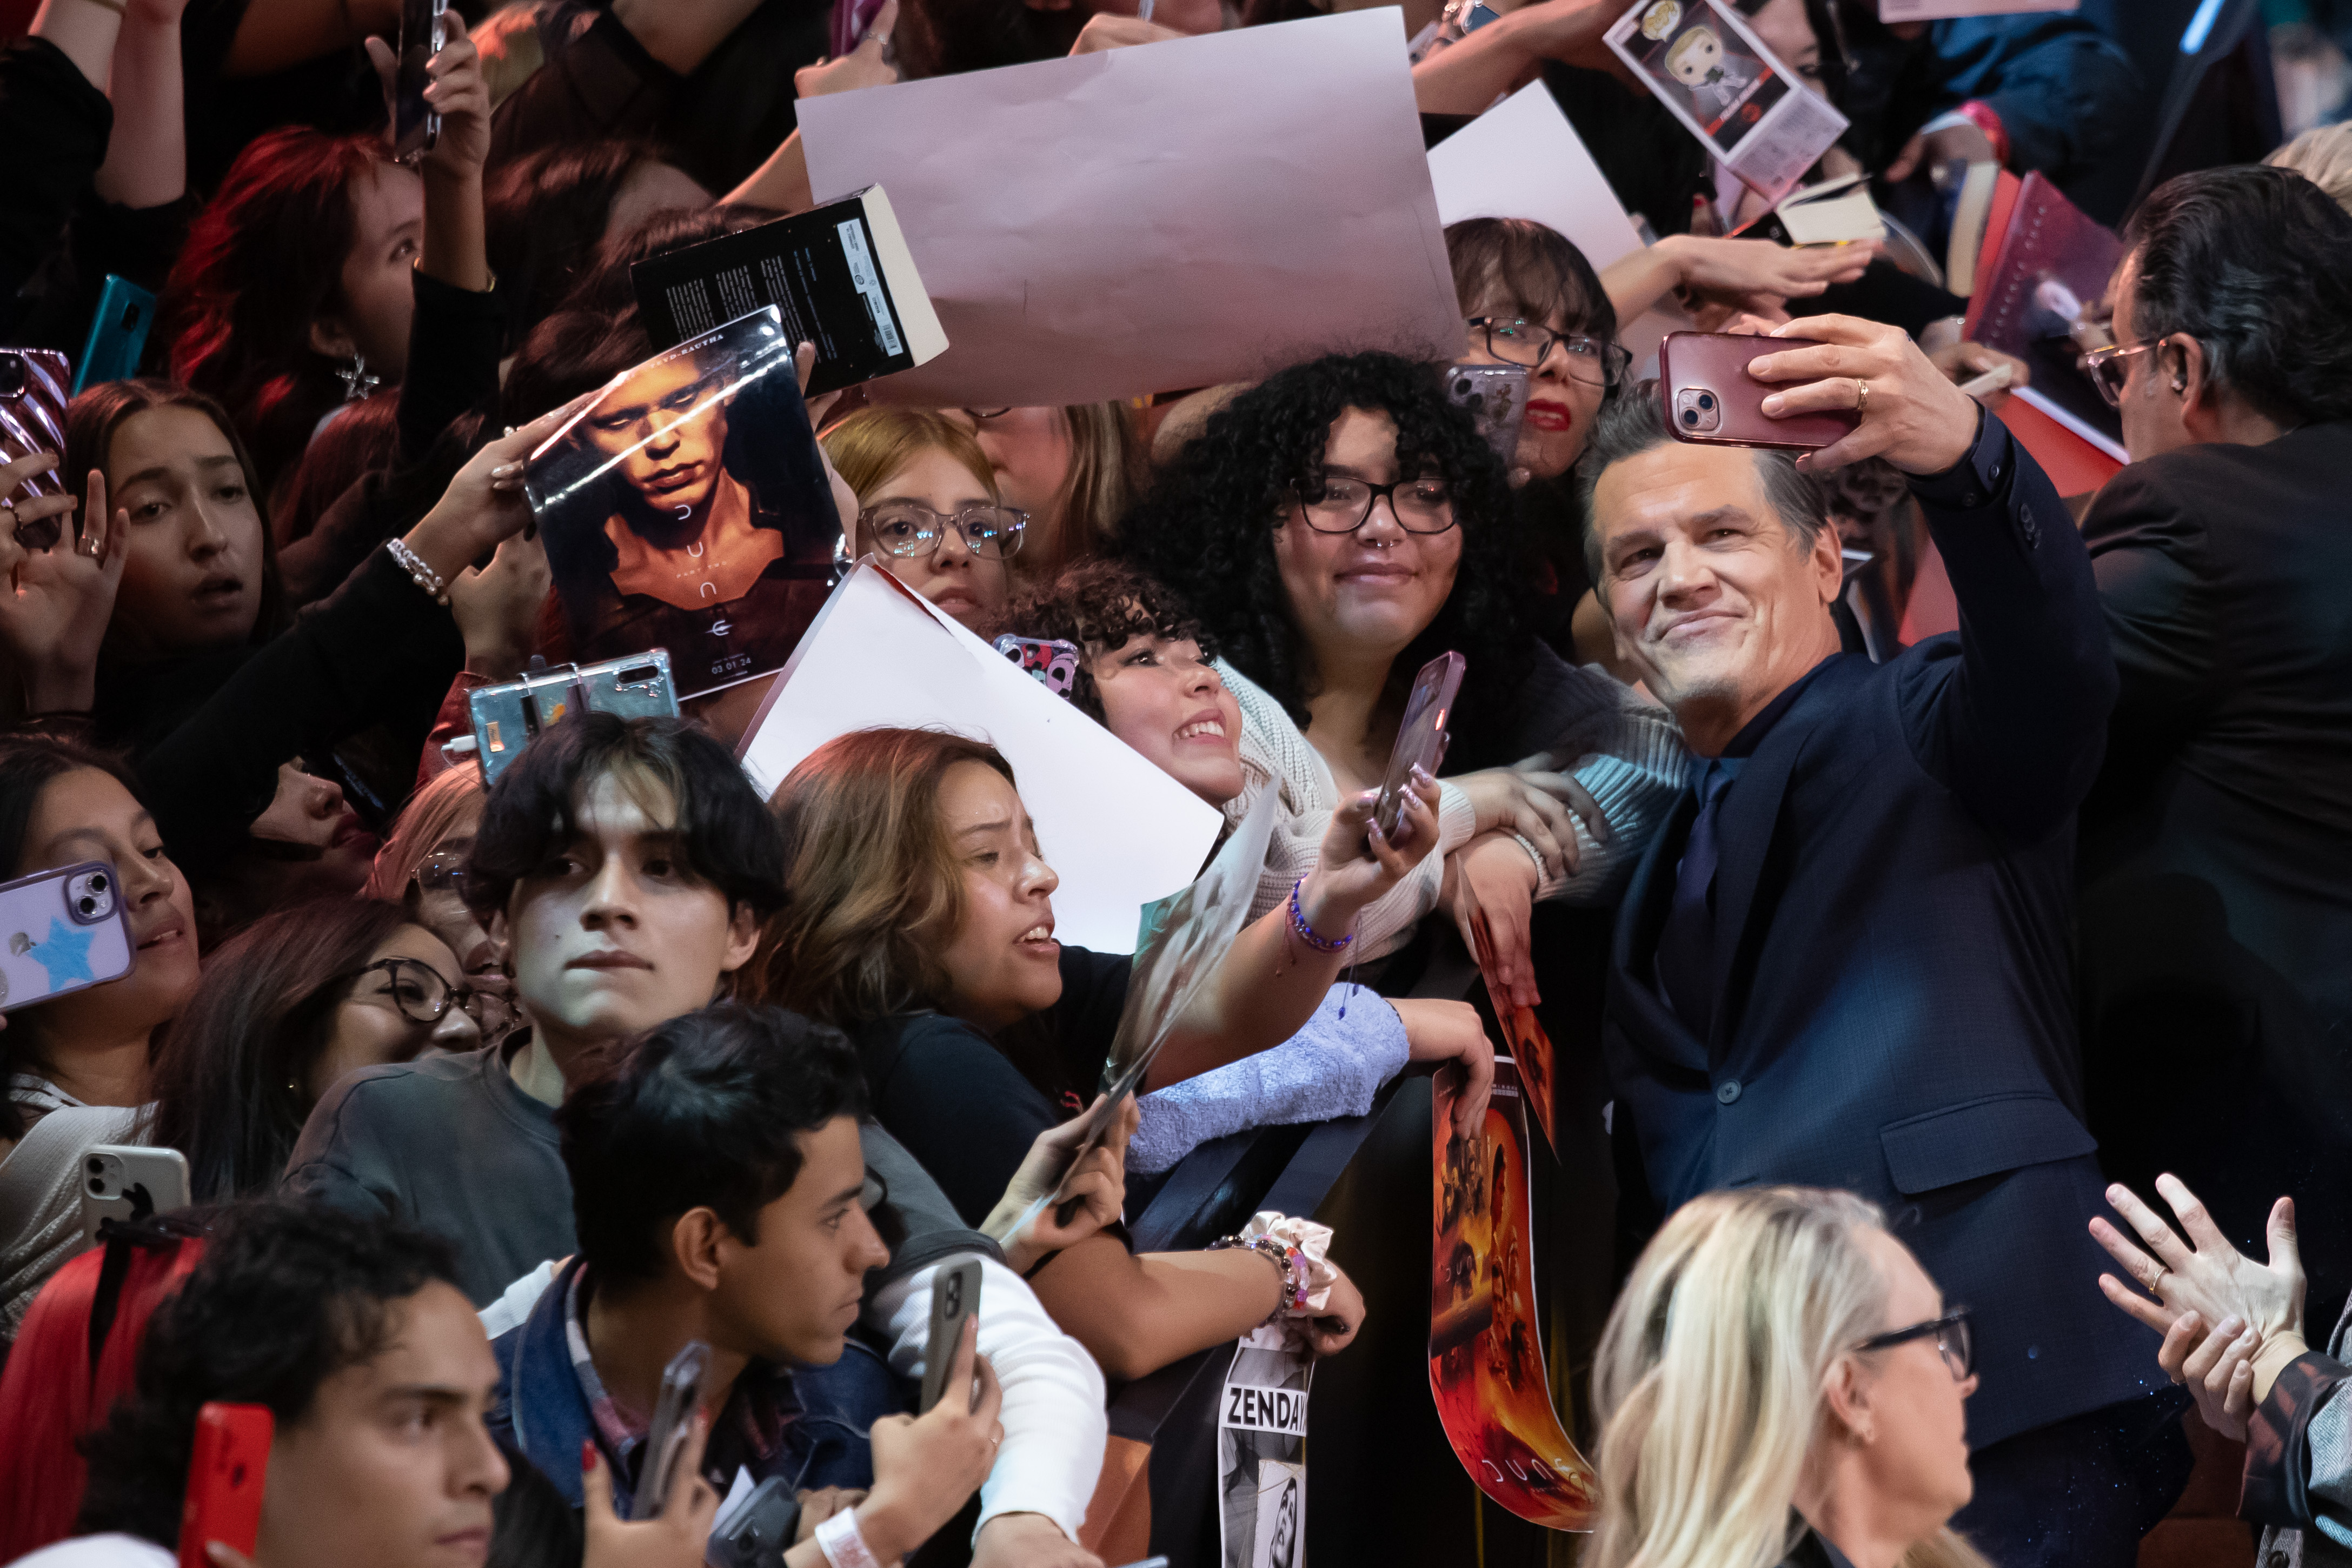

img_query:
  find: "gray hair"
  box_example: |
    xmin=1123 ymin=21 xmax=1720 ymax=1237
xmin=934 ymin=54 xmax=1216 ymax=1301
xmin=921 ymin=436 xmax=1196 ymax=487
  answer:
xmin=1573 ymin=380 xmax=1829 ymax=584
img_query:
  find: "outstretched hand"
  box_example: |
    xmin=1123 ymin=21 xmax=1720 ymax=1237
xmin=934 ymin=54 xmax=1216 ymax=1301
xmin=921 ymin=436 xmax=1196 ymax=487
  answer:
xmin=2090 ymin=1175 xmax=2306 ymax=1347
xmin=0 ymin=460 xmax=125 ymax=712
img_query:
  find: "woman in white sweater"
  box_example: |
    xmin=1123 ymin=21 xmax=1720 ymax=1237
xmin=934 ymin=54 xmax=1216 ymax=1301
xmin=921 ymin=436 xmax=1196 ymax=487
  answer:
xmin=0 ymin=735 xmax=202 ymax=1343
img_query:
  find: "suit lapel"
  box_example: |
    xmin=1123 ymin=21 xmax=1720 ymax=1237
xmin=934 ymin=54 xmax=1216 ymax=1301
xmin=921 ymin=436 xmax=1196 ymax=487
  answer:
xmin=1704 ymin=655 xmax=1868 ymax=1060
xmin=1610 ymin=785 xmax=1708 ymax=1072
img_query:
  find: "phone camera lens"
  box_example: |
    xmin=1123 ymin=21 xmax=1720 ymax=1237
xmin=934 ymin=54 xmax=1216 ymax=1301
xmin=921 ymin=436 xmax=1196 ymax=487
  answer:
xmin=89 ymin=874 xmax=107 ymax=892
xmin=0 ymin=354 xmax=25 ymax=400
xmin=89 ymin=1177 xmax=105 ymax=1194
xmin=1682 ymin=409 xmax=1699 ymax=426
xmin=87 ymin=1155 xmax=103 ymax=1175
xmin=1698 ymin=393 xmax=1716 ymax=411
xmin=77 ymin=896 xmax=96 ymax=915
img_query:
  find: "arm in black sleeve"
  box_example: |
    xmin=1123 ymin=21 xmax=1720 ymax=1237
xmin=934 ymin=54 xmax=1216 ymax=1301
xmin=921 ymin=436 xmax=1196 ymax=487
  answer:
xmin=486 ymin=8 xmax=677 ymax=168
xmin=395 ymin=269 xmax=503 ymax=466
xmin=279 ymin=429 xmax=473 ymax=609
xmin=1899 ymin=406 xmax=2119 ymax=842
xmin=1929 ymin=17 xmax=2144 ymax=180
xmin=136 ymin=548 xmax=465 ymax=872
xmin=0 ymin=38 xmax=112 ymax=305
xmin=2078 ymin=460 xmax=2220 ymax=774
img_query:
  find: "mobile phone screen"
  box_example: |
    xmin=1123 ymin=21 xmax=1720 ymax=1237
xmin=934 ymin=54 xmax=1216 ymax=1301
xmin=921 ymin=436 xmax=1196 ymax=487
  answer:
xmin=393 ymin=0 xmax=444 ymax=162
xmin=1372 ymin=651 xmax=1465 ymax=841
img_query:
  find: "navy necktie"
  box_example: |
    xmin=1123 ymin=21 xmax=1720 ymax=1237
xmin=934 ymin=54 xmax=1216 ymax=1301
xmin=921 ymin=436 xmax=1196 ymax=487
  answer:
xmin=1656 ymin=759 xmax=1735 ymax=1040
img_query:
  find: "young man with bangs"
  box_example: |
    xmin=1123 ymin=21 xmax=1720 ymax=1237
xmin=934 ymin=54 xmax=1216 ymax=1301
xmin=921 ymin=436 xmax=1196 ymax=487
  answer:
xmin=285 ymin=714 xmax=1113 ymax=1568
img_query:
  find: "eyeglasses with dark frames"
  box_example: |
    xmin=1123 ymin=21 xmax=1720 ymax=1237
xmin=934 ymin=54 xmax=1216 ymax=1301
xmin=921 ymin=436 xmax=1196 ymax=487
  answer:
xmin=342 ymin=956 xmax=471 ymax=1028
xmin=1855 ymin=1307 xmax=1974 ymax=1382
xmin=1467 ymin=317 xmax=1633 ymax=389
xmin=1291 ymin=475 xmax=1458 ymax=535
xmin=2082 ymin=340 xmax=2162 ymax=408
xmin=859 ymin=501 xmax=1028 ymax=561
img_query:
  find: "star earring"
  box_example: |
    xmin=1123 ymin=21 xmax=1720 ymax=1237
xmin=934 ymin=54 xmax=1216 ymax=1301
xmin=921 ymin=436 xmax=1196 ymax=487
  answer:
xmin=336 ymin=354 xmax=381 ymax=403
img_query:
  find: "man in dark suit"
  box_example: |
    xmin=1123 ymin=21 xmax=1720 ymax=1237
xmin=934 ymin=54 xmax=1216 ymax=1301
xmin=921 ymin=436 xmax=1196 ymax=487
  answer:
xmin=1578 ymin=317 xmax=2175 ymax=1566
xmin=2075 ymin=167 xmax=2352 ymax=1329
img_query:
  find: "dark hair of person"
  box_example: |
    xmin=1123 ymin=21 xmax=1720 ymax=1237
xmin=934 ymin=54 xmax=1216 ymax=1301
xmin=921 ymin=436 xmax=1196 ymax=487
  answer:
xmin=500 ymin=309 xmax=647 ymax=431
xmin=0 ymin=733 xmax=153 ymax=1142
xmin=1445 ymin=217 xmax=1620 ymax=352
xmin=991 ymin=560 xmax=1218 ymax=725
xmin=899 ymin=0 xmax=1087 ymax=78
xmin=486 ymin=141 xmax=669 ymax=353
xmin=77 ymin=1202 xmax=460 ymax=1549
xmin=64 ymin=378 xmax=289 ymax=648
xmin=2123 ymin=164 xmax=2352 ymax=428
xmin=271 ymin=389 xmax=401 ymax=548
xmin=557 ymin=1001 xmax=867 ymax=1286
xmin=547 ymin=203 xmax=786 ymax=324
xmin=461 ymin=714 xmax=788 ymax=926
xmin=158 ymin=128 xmax=390 ymax=490
xmin=1573 ymin=380 xmax=1829 ymax=581
xmin=147 ymin=898 xmax=416 ymax=1204
xmin=490 ymin=1443 xmax=584 ymax=1568
xmin=758 ymin=729 xmax=1018 ymax=1029
xmin=1116 ymin=350 xmax=1531 ymax=768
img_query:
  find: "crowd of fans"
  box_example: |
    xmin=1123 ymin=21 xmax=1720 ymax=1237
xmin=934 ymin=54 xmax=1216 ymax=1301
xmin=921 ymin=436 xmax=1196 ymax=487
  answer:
xmin=0 ymin=0 xmax=2347 ymax=1565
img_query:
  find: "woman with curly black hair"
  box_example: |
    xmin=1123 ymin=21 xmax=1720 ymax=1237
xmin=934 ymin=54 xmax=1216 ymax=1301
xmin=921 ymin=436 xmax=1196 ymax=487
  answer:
xmin=1119 ymin=350 xmax=1684 ymax=1000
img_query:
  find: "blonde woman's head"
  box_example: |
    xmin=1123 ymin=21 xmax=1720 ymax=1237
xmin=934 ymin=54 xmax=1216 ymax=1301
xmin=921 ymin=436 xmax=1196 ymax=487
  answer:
xmin=821 ymin=408 xmax=1015 ymax=631
xmin=1589 ymin=1187 xmax=1986 ymax=1568
xmin=2268 ymin=122 xmax=2352 ymax=217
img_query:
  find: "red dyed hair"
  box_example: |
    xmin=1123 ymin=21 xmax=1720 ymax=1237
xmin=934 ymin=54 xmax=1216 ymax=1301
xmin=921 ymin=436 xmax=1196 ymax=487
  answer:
xmin=158 ymin=127 xmax=386 ymax=493
xmin=0 ymin=1235 xmax=207 ymax=1559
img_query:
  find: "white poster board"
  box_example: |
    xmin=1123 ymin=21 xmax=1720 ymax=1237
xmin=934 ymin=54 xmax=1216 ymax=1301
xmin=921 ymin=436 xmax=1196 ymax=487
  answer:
xmin=736 ymin=563 xmax=1224 ymax=954
xmin=799 ymin=10 xmax=1461 ymax=408
xmin=1425 ymin=81 xmax=1685 ymax=364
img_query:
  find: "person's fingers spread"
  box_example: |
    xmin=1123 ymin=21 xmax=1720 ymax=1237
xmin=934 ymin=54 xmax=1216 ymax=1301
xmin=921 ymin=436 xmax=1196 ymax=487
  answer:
xmin=2155 ymin=1173 xmax=2232 ymax=1253
xmin=2107 ymin=1182 xmax=2196 ymax=1267
xmin=2096 ymin=1272 xmax=2177 ymax=1333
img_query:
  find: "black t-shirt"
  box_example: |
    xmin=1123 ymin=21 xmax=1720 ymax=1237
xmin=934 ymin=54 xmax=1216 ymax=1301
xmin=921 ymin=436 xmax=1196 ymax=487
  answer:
xmin=855 ymin=945 xmax=1131 ymax=1227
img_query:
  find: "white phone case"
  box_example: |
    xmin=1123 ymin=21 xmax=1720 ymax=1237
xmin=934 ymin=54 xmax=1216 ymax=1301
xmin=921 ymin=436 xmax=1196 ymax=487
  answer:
xmin=79 ymin=1144 xmax=191 ymax=1243
xmin=0 ymin=859 xmax=134 ymax=1013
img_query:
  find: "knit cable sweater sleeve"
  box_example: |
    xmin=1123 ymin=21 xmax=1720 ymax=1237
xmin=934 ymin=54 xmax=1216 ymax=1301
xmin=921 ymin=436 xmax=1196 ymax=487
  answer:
xmin=1217 ymin=659 xmax=1473 ymax=961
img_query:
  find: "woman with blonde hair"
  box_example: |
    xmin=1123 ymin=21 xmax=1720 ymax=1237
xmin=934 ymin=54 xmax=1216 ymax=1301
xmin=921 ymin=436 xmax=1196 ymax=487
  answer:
xmin=952 ymin=403 xmax=1142 ymax=586
xmin=1590 ymin=1187 xmax=1991 ymax=1568
xmin=821 ymin=408 xmax=1027 ymax=631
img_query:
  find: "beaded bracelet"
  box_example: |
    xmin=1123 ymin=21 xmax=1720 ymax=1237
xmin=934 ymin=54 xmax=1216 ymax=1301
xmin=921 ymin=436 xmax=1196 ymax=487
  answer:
xmin=1208 ymin=1233 xmax=1310 ymax=1320
xmin=1287 ymin=876 xmax=1354 ymax=954
xmin=386 ymin=537 xmax=449 ymax=606
xmin=1508 ymin=832 xmax=1547 ymax=879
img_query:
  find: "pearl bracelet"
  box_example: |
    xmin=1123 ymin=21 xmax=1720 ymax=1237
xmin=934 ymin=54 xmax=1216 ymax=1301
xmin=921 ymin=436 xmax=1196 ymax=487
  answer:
xmin=386 ymin=537 xmax=449 ymax=606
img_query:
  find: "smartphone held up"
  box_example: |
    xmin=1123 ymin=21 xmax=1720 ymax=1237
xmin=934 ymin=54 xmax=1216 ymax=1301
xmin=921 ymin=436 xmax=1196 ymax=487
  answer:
xmin=1658 ymin=331 xmax=1859 ymax=452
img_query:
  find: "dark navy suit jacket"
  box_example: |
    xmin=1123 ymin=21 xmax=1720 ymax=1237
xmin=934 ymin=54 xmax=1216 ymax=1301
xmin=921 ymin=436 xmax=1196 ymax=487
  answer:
xmin=1603 ymin=410 xmax=2163 ymax=1450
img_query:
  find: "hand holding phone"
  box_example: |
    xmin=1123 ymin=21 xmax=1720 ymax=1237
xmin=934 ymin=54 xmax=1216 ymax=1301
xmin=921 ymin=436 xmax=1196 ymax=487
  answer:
xmin=1730 ymin=314 xmax=1989 ymax=475
xmin=636 ymin=1341 xmax=709 ymax=1517
xmin=919 ymin=1259 xmax=984 ymax=1414
xmin=178 ymin=1404 xmax=272 ymax=1568
xmin=1659 ymin=331 xmax=1858 ymax=453
xmin=1373 ymin=652 xmax=1465 ymax=843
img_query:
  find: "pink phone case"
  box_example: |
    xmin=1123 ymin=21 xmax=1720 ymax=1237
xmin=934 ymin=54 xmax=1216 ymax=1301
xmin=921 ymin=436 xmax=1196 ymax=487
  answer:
xmin=1657 ymin=331 xmax=1861 ymax=452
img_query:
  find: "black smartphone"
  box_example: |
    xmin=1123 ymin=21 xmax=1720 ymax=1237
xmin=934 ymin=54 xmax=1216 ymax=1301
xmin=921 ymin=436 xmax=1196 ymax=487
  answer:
xmin=392 ymin=0 xmax=448 ymax=166
xmin=635 ymin=1340 xmax=709 ymax=1516
xmin=918 ymin=1259 xmax=983 ymax=1414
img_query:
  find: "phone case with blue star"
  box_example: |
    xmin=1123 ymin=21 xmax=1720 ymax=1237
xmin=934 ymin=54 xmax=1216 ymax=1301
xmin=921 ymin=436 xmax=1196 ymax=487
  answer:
xmin=0 ymin=859 xmax=134 ymax=1012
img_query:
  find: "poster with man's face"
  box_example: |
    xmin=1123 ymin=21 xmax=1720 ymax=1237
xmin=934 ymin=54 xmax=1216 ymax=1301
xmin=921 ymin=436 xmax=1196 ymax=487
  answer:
xmin=524 ymin=307 xmax=843 ymax=699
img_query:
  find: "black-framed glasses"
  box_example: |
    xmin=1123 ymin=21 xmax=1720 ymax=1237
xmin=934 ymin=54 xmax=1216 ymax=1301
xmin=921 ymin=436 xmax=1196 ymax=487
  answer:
xmin=2083 ymin=340 xmax=2161 ymax=408
xmin=1468 ymin=317 xmax=1633 ymax=389
xmin=342 ymin=956 xmax=468 ymax=1027
xmin=859 ymin=501 xmax=1028 ymax=561
xmin=1292 ymin=476 xmax=1457 ymax=535
xmin=1856 ymin=1307 xmax=1974 ymax=1382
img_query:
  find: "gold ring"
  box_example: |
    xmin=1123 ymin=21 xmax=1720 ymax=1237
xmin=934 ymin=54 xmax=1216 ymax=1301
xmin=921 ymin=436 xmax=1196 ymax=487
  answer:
xmin=1855 ymin=377 xmax=1870 ymax=416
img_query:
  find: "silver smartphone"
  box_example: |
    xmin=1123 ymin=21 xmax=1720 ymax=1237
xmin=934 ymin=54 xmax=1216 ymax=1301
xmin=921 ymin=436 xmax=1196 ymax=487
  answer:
xmin=918 ymin=1258 xmax=983 ymax=1415
xmin=636 ymin=1339 xmax=710 ymax=1517
xmin=0 ymin=859 xmax=134 ymax=1013
xmin=468 ymin=650 xmax=680 ymax=785
xmin=78 ymin=1144 xmax=191 ymax=1243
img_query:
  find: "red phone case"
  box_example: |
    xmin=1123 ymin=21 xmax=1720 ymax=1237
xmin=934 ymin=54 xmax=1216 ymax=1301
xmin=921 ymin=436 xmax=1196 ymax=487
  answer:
xmin=1657 ymin=331 xmax=1861 ymax=452
xmin=178 ymin=1403 xmax=273 ymax=1568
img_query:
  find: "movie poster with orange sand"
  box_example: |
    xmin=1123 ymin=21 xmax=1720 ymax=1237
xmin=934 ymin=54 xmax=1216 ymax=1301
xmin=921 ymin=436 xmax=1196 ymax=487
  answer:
xmin=1469 ymin=912 xmax=1559 ymax=1156
xmin=1428 ymin=1058 xmax=1597 ymax=1529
